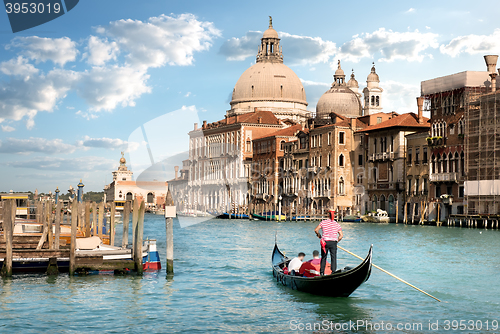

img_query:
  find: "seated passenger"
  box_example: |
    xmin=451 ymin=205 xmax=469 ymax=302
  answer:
xmin=287 ymin=252 xmax=305 ymax=274
xmin=299 ymin=250 xmax=332 ymax=277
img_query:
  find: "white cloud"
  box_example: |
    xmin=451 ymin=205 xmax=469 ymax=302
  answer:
xmin=439 ymin=28 xmax=500 ymax=57
xmin=218 ymin=31 xmax=262 ymax=61
xmin=0 ymin=68 xmax=79 ymax=129
xmin=75 ymin=110 xmax=98 ymax=120
xmin=0 ymin=137 xmax=76 ymax=154
xmin=383 ymin=80 xmax=420 ymax=114
xmin=280 ymin=32 xmax=337 ymax=65
xmin=1 ymin=125 xmax=15 ymax=132
xmin=219 ymin=30 xmax=337 ymax=65
xmin=6 ymin=156 xmax=115 ymax=171
xmin=6 ymin=36 xmax=78 ymax=67
xmin=405 ymin=8 xmax=416 ymax=14
xmin=77 ymin=65 xmax=151 ymax=112
xmin=0 ymin=56 xmax=39 ymax=79
xmin=337 ymin=28 xmax=439 ymax=63
xmin=77 ymin=136 xmax=143 ymax=152
xmin=0 ymin=14 xmax=219 ymax=127
xmin=82 ymin=36 xmax=119 ymax=66
xmin=95 ymin=13 xmax=221 ymax=69
xmin=184 ymin=92 xmax=192 ymax=97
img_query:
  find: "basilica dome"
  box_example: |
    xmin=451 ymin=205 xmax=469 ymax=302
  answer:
xmin=316 ymin=61 xmax=362 ymax=119
xmin=230 ymin=62 xmax=307 ymax=107
xmin=228 ymin=18 xmax=309 ymax=123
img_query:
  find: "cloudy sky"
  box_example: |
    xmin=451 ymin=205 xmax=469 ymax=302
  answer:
xmin=0 ymin=0 xmax=499 ymax=193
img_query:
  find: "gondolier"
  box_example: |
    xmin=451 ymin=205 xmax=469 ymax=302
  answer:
xmin=314 ymin=210 xmax=343 ymax=275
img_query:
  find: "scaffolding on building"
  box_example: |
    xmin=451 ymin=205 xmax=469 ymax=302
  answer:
xmin=465 ymin=88 xmax=500 ymax=215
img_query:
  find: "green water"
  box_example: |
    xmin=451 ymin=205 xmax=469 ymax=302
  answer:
xmin=1 ymin=216 xmax=499 ymax=333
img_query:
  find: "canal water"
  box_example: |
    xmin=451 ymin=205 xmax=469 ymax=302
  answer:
xmin=1 ymin=215 xmax=499 ymax=333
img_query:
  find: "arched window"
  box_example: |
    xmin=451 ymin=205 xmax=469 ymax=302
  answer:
xmin=338 ymin=154 xmax=344 ymax=167
xmin=454 ymin=152 xmax=459 ymax=174
xmin=431 ymin=154 xmax=436 ymax=174
xmin=371 ymin=96 xmax=375 ymax=106
xmin=376 ymin=96 xmax=380 ymax=107
xmin=460 ymin=151 xmax=465 ymax=176
xmin=246 ymin=139 xmax=252 ymax=152
xmin=126 ymin=192 xmax=133 ymax=201
xmin=338 ymin=177 xmax=345 ymax=195
xmin=380 ymin=195 xmax=386 ymax=210
xmin=388 ymin=195 xmax=395 ymax=215
xmin=372 ymin=195 xmax=378 ymax=211
xmin=280 ymin=140 xmax=285 ymax=151
xmin=147 ymin=192 xmax=154 ymax=203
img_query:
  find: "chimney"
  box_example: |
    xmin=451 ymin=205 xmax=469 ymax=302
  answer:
xmin=351 ymin=117 xmax=356 ymax=129
xmin=174 ymin=166 xmax=179 ymax=180
xmin=257 ymin=117 xmax=262 ymax=124
xmin=194 ymin=123 xmax=198 ymax=130
xmin=484 ymin=55 xmax=498 ymax=92
xmin=416 ymin=97 xmax=424 ymax=124
xmin=202 ymin=120 xmax=207 ymax=129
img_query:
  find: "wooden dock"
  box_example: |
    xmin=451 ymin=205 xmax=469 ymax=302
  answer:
xmin=0 ymin=198 xmax=146 ymax=277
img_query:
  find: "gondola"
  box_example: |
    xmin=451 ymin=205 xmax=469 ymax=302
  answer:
xmin=272 ymin=242 xmax=372 ymax=297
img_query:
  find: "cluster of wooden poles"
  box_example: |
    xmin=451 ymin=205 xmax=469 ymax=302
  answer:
xmin=1 ymin=198 xmax=146 ymax=277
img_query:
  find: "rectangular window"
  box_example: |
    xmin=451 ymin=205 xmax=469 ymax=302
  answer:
xmin=377 ymin=117 xmax=382 ymax=124
xmin=459 ymin=186 xmax=464 ymax=198
xmin=328 ymin=132 xmax=331 ymax=145
xmin=319 ymin=134 xmax=322 ymax=147
xmin=415 ymin=147 xmax=420 ymax=164
xmin=339 ymin=131 xmax=345 ymax=145
xmin=436 ymin=185 xmax=441 ymax=198
xmin=407 ymin=148 xmax=412 ymax=165
xmin=423 ymin=147 xmax=428 ymax=164
xmin=358 ymin=154 xmax=363 ymax=166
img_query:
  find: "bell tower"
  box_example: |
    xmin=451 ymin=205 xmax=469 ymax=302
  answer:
xmin=362 ymin=63 xmax=383 ymax=115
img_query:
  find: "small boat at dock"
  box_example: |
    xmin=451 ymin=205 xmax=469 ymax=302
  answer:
xmin=251 ymin=213 xmax=286 ymax=221
xmin=216 ymin=213 xmax=249 ymax=219
xmin=272 ymin=242 xmax=372 ymax=297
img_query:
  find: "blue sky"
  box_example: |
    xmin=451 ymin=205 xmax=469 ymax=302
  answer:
xmin=0 ymin=0 xmax=499 ymax=193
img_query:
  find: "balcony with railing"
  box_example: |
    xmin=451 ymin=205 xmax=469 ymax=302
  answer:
xmin=368 ymin=152 xmax=397 ymax=162
xmin=430 ymin=172 xmax=457 ymax=182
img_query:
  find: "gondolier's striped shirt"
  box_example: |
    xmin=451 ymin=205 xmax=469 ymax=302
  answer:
xmin=320 ymin=219 xmax=342 ymax=241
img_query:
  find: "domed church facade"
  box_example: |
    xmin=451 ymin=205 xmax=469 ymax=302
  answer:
xmin=228 ymin=17 xmax=310 ymax=124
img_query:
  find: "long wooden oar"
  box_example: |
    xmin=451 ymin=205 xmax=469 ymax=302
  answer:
xmin=338 ymin=245 xmax=441 ymax=302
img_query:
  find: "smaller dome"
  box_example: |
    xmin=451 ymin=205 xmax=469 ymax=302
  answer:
xmin=347 ymin=70 xmax=358 ymax=88
xmin=263 ymin=16 xmax=279 ymax=39
xmin=367 ymin=63 xmax=380 ymax=82
xmin=316 ymin=86 xmax=362 ymax=119
xmin=120 ymin=157 xmax=126 ymax=164
xmin=263 ymin=27 xmax=279 ymax=39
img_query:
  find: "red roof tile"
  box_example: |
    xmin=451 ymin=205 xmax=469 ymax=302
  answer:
xmin=358 ymin=112 xmax=430 ymax=132
xmin=254 ymin=124 xmax=303 ymax=140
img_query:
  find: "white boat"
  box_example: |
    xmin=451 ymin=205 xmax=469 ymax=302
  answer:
xmin=361 ymin=209 xmax=390 ymax=223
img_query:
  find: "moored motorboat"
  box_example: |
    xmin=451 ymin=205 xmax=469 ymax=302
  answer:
xmin=272 ymin=242 xmax=372 ymax=297
xmin=216 ymin=213 xmax=249 ymax=219
xmin=251 ymin=213 xmax=286 ymax=221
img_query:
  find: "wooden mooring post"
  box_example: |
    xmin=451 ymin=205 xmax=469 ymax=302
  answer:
xmin=122 ymin=201 xmax=131 ymax=248
xmin=165 ymin=190 xmax=175 ymax=275
xmin=54 ymin=201 xmax=61 ymax=250
xmin=1 ymin=199 xmax=15 ymax=277
xmin=69 ymin=200 xmax=78 ymax=276
xmin=134 ymin=200 xmax=145 ymax=274
xmin=110 ymin=202 xmax=116 ymax=246
xmin=98 ymin=201 xmax=104 ymax=240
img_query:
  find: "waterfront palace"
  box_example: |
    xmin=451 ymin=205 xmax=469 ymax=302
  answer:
xmin=167 ymin=18 xmax=500 ymax=221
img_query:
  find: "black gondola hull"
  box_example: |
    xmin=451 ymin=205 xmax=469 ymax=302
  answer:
xmin=272 ymin=243 xmax=372 ymax=297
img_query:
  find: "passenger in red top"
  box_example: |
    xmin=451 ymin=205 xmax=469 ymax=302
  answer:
xmin=314 ymin=210 xmax=343 ymax=275
xmin=298 ymin=250 xmax=332 ymax=277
